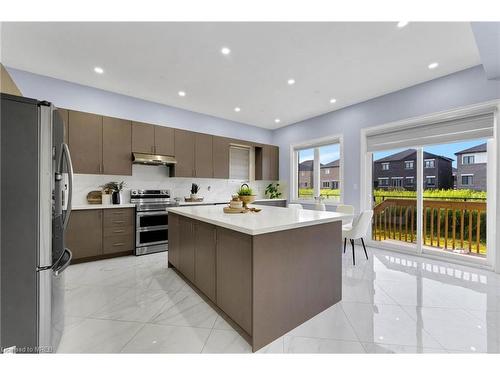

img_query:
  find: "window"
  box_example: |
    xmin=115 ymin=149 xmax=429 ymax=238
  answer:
xmin=229 ymin=146 xmax=250 ymax=180
xmin=405 ymin=177 xmax=415 ymax=185
xmin=293 ymin=138 xmax=342 ymax=202
xmin=461 ymin=174 xmax=473 ymax=185
xmin=425 ymin=176 xmax=436 ymax=186
xmin=404 ymin=160 xmax=414 ymax=169
xmin=462 ymin=155 xmax=475 ymax=165
xmin=378 ymin=177 xmax=389 ymax=186
xmin=424 ymin=159 xmax=435 ymax=168
xmin=392 ymin=177 xmax=403 ymax=188
xmin=382 ymin=162 xmax=390 ymax=170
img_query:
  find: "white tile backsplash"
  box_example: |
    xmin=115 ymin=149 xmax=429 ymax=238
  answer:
xmin=73 ymin=164 xmax=285 ymax=205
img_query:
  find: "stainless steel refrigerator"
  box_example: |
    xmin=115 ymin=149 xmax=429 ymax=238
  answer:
xmin=1 ymin=93 xmax=73 ymax=353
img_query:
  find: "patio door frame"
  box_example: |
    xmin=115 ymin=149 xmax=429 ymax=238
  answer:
xmin=360 ymin=100 xmax=499 ymax=272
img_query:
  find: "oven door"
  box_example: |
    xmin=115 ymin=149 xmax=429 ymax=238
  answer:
xmin=136 ymin=211 xmax=168 ymax=247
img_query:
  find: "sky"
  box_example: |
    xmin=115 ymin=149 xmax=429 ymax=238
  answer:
xmin=298 ymin=144 xmax=340 ymax=164
xmin=373 ymin=138 xmax=487 ymax=168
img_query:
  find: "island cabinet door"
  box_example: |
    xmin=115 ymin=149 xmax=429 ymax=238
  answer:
xmin=178 ymin=216 xmax=195 ymax=282
xmin=216 ymin=228 xmax=253 ymax=335
xmin=193 ymin=221 xmax=216 ymax=302
xmin=168 ymin=213 xmax=180 ymax=268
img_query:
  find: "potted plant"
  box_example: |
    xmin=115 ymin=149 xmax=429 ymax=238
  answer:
xmin=265 ymin=183 xmax=282 ymax=199
xmin=190 ymin=183 xmax=200 ymax=200
xmin=237 ymin=183 xmax=256 ymax=208
xmin=100 ymin=181 xmax=125 ymax=205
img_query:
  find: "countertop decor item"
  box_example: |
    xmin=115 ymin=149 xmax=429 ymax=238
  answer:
xmin=190 ymin=183 xmax=200 ymax=200
xmin=184 ymin=197 xmax=204 ymax=202
xmin=237 ymin=183 xmax=256 ymax=208
xmin=265 ymin=183 xmax=282 ymax=199
xmin=86 ymin=190 xmax=102 ymax=204
xmin=100 ymin=181 xmax=125 ymax=205
xmin=229 ymin=195 xmax=243 ymax=209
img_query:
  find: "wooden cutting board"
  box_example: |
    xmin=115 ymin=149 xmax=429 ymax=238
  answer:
xmin=223 ymin=207 xmax=248 ymax=214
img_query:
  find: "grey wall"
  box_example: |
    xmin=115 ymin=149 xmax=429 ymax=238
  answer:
xmin=272 ymin=65 xmax=500 ymax=212
xmin=6 ymin=68 xmax=274 ymax=145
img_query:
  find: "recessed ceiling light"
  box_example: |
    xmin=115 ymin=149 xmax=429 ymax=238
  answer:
xmin=178 ymin=91 xmax=186 ymax=97
xmin=287 ymin=78 xmax=295 ymax=85
xmin=234 ymin=107 xmax=241 ymax=112
xmin=94 ymin=66 xmax=104 ymax=74
xmin=274 ymin=118 xmax=281 ymax=124
xmin=330 ymin=98 xmax=337 ymax=104
xmin=397 ymin=21 xmax=409 ymax=28
xmin=428 ymin=62 xmax=439 ymax=70
xmin=221 ymin=47 xmax=231 ymax=55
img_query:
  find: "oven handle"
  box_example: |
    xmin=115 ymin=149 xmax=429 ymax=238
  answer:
xmin=137 ymin=225 xmax=168 ymax=232
xmin=137 ymin=210 xmax=168 ymax=217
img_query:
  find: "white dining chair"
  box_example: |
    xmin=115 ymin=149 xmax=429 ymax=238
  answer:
xmin=342 ymin=210 xmax=373 ymax=265
xmin=288 ymin=203 xmax=303 ymax=210
xmin=336 ymin=204 xmax=354 ymax=226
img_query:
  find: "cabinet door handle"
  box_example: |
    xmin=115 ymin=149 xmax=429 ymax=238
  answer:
xmin=113 ymin=229 xmax=125 ymax=233
xmin=112 ymin=220 xmax=125 ymax=224
xmin=112 ymin=243 xmax=125 ymax=246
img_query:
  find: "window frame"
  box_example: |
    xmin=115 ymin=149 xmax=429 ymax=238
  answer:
xmin=462 ymin=154 xmax=475 ymax=165
xmin=404 ymin=160 xmax=414 ymax=170
xmin=461 ymin=174 xmax=474 ymax=185
xmin=381 ymin=162 xmax=390 ymax=170
xmin=424 ymin=159 xmax=435 ymax=168
xmin=290 ymin=134 xmax=344 ymax=205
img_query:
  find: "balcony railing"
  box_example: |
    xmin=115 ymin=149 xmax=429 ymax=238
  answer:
xmin=372 ymin=198 xmax=487 ymax=256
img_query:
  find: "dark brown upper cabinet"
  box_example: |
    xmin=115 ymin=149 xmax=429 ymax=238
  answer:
xmin=102 ymin=116 xmax=132 ymax=176
xmin=154 ymin=126 xmax=175 ymax=156
xmin=212 ymin=136 xmax=231 ymax=179
xmin=174 ymin=129 xmax=195 ymax=177
xmin=68 ymin=110 xmax=103 ymax=174
xmin=132 ymin=121 xmax=155 ymax=154
xmin=255 ymin=145 xmax=279 ymax=181
xmin=195 ymin=133 xmax=213 ymax=178
xmin=132 ymin=121 xmax=175 ymax=156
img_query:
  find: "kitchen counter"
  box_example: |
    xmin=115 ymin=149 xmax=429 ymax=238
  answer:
xmin=72 ymin=203 xmax=136 ymax=210
xmin=168 ymin=204 xmax=348 ymax=351
xmin=167 ymin=204 xmax=349 ymax=235
xmin=176 ymin=198 xmax=286 ymax=206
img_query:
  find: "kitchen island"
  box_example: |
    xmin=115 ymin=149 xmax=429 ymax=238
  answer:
xmin=167 ymin=205 xmax=351 ymax=351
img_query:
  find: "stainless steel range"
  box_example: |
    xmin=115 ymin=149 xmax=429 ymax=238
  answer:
xmin=131 ymin=189 xmax=178 ymax=256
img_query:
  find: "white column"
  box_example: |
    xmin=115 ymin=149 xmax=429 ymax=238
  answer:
xmin=313 ymin=147 xmax=321 ymax=199
xmin=416 ymin=147 xmax=424 ymax=255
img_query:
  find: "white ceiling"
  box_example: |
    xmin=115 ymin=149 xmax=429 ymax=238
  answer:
xmin=1 ymin=22 xmax=480 ymax=129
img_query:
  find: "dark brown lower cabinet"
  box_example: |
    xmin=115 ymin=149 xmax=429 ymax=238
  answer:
xmin=66 ymin=210 xmax=103 ymax=260
xmin=193 ymin=221 xmax=216 ymax=302
xmin=216 ymin=228 xmax=253 ymax=334
xmin=168 ymin=213 xmax=180 ymax=268
xmin=178 ymin=216 xmax=195 ymax=282
xmin=66 ymin=208 xmax=135 ymax=263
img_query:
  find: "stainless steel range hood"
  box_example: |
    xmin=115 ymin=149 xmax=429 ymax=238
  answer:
xmin=132 ymin=152 xmax=177 ymax=166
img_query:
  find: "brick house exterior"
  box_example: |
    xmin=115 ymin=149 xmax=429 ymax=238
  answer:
xmin=299 ymin=159 xmax=340 ymax=189
xmin=298 ymin=160 xmax=313 ymax=188
xmin=320 ymin=160 xmax=340 ymax=189
xmin=373 ymin=149 xmax=453 ymax=190
xmin=455 ymin=143 xmax=487 ymax=191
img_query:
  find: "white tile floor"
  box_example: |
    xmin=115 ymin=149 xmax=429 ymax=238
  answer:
xmin=58 ymin=245 xmax=500 ymax=353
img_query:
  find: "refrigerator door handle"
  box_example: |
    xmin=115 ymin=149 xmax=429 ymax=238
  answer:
xmin=60 ymin=143 xmax=74 ymax=230
xmin=52 ymin=248 xmax=72 ymax=276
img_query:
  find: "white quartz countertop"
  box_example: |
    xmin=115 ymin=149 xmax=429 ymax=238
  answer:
xmin=177 ymin=198 xmax=286 ymax=206
xmin=72 ymin=203 xmax=136 ymax=210
xmin=167 ymin=205 xmax=351 ymax=236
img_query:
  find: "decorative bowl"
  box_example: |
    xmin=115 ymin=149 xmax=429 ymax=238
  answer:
xmin=238 ymin=195 xmax=256 ymax=208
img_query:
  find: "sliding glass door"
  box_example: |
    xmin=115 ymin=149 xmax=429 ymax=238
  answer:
xmin=364 ymin=109 xmax=495 ymax=265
